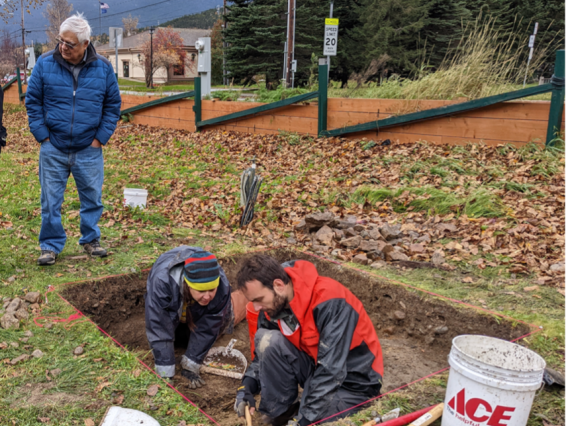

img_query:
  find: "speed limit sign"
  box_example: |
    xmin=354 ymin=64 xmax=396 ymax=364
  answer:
xmin=323 ymin=18 xmax=339 ymax=56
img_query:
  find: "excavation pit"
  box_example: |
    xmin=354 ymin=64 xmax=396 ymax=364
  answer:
xmin=60 ymin=249 xmax=531 ymax=425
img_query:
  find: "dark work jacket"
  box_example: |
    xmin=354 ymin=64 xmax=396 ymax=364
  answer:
xmin=245 ymin=260 xmax=384 ymax=423
xmin=25 ymin=43 xmax=121 ymax=153
xmin=145 ymin=246 xmax=232 ymax=367
xmin=0 ymin=86 xmax=6 ymax=145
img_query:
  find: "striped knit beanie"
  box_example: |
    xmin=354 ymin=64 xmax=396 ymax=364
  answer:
xmin=183 ymin=251 xmax=220 ymax=291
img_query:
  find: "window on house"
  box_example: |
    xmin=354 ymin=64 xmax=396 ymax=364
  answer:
xmin=173 ymin=62 xmax=184 ymax=76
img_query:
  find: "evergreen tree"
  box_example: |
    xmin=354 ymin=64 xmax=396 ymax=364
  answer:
xmin=422 ymin=0 xmax=471 ymax=68
xmin=224 ymin=0 xmax=287 ymax=87
xmin=360 ymin=0 xmax=430 ymax=76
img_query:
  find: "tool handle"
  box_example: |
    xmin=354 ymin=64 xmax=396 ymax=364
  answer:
xmin=361 ymin=419 xmax=379 ymax=426
xmin=245 ymin=404 xmax=253 ymax=426
xmin=408 ymin=403 xmax=444 ymax=426
xmin=379 ymin=404 xmax=439 ymax=426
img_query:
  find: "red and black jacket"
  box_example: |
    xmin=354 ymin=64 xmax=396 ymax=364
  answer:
xmin=245 ymin=260 xmax=383 ymax=422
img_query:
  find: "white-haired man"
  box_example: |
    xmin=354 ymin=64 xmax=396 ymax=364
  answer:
xmin=26 ymin=13 xmax=121 ymax=265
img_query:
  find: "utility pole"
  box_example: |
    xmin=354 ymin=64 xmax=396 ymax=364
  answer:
xmin=285 ymin=0 xmax=295 ymax=88
xmin=223 ymin=0 xmax=227 ymax=86
xmin=98 ymin=1 xmax=102 ymax=39
xmin=149 ymin=26 xmax=155 ymax=88
xmin=21 ymin=0 xmax=26 ymax=84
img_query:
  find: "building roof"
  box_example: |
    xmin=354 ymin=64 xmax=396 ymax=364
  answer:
xmin=96 ymin=28 xmax=210 ymax=52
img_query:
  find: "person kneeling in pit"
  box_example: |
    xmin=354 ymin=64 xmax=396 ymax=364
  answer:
xmin=234 ymin=254 xmax=384 ymax=426
xmin=145 ymin=246 xmax=247 ymax=388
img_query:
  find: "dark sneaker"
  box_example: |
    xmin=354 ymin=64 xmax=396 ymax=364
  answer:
xmin=82 ymin=240 xmax=108 ymax=257
xmin=37 ymin=250 xmax=57 ymax=266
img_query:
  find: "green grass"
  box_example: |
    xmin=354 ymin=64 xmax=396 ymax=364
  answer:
xmin=0 ymin=107 xmax=563 ymax=426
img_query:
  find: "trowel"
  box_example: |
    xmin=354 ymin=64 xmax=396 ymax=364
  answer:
xmin=99 ymin=406 xmax=160 ymax=426
xmin=200 ymin=338 xmax=248 ymax=380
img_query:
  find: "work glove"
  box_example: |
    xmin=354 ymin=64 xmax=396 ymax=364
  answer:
xmin=287 ymin=415 xmax=310 ymax=426
xmin=181 ymin=369 xmax=205 ymax=389
xmin=180 ymin=355 xmax=205 ymax=389
xmin=234 ymin=385 xmax=257 ymax=417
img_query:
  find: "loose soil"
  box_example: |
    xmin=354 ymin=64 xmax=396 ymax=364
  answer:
xmin=60 ymin=249 xmax=530 ymax=425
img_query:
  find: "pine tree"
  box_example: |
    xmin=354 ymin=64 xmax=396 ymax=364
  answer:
xmin=359 ymin=0 xmax=431 ymax=76
xmin=422 ymin=0 xmax=472 ymax=68
xmin=224 ymin=0 xmax=287 ymax=87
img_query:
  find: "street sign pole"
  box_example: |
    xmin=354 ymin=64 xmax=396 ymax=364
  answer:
xmin=323 ymin=17 xmax=338 ymax=88
xmin=523 ymin=22 xmax=538 ymax=88
xmin=327 ymin=1 xmax=333 ymax=84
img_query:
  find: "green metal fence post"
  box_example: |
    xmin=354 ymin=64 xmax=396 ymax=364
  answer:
xmin=546 ymin=50 xmax=565 ymax=147
xmin=16 ymin=67 xmax=22 ymax=104
xmin=193 ymin=77 xmax=202 ymax=131
xmin=318 ymin=59 xmax=328 ymax=137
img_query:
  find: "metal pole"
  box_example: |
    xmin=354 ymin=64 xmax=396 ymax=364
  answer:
xmin=523 ymin=23 xmax=538 ymax=88
xmin=285 ymin=0 xmax=293 ymax=88
xmin=283 ymin=5 xmax=290 ymax=84
xmin=21 ymin=0 xmax=26 ymax=84
xmin=150 ymin=29 xmax=154 ymax=88
xmin=99 ymin=1 xmax=102 ymax=39
xmin=223 ymin=0 xmax=227 ymax=86
xmin=114 ymin=29 xmax=119 ymax=80
xmin=546 ymin=50 xmax=565 ymax=147
xmin=193 ymin=76 xmax=202 ymax=128
xmin=290 ymin=0 xmax=296 ymax=88
xmin=327 ymin=0 xmax=333 ymax=85
xmin=318 ymin=59 xmax=328 ymax=136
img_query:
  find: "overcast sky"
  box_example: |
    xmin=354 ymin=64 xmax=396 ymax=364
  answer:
xmin=3 ymin=0 xmax=220 ymax=44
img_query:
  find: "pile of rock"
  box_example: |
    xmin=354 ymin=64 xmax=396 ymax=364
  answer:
xmin=0 ymin=291 xmax=42 ymax=330
xmin=294 ymin=211 xmax=448 ymax=268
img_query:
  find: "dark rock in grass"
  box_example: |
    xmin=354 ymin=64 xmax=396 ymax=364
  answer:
xmin=366 ymin=251 xmax=383 ymax=261
xmin=50 ymin=368 xmax=62 ymax=377
xmin=32 ymin=349 xmax=44 ymax=358
xmin=10 ymin=354 xmax=30 ymax=365
xmin=305 ymin=212 xmax=336 ymax=230
xmin=335 ymin=216 xmax=358 ymax=229
xmin=360 ymin=240 xmax=379 ymax=252
xmin=73 ymin=346 xmax=84 ymax=355
xmin=333 ymin=229 xmax=344 ymax=240
xmin=388 ymin=251 xmax=410 ymax=262
xmin=14 ymin=308 xmax=29 ymax=321
xmin=7 ymin=276 xmax=16 ymax=283
xmin=380 ymin=224 xmax=401 ymax=241
xmin=24 ymin=292 xmax=41 ymax=304
xmin=353 ymin=254 xmax=370 ymax=265
xmin=345 ymin=228 xmax=358 ymax=237
xmin=340 ymin=236 xmax=361 ymax=249
xmin=6 ymin=298 xmax=22 ymax=313
xmin=315 ymin=225 xmax=334 ymax=246
xmin=1 ymin=313 xmax=20 ymax=329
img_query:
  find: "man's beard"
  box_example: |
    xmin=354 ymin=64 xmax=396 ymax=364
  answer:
xmin=265 ymin=291 xmax=287 ymax=317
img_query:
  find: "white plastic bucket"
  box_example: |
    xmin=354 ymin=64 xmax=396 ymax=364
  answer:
xmin=442 ymin=335 xmax=545 ymax=426
xmin=124 ymin=188 xmax=148 ymax=208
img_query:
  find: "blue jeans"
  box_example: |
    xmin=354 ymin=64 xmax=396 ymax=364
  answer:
xmin=39 ymin=140 xmax=104 ymax=254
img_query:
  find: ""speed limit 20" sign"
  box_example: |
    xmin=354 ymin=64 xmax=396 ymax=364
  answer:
xmin=323 ymin=18 xmax=339 ymax=56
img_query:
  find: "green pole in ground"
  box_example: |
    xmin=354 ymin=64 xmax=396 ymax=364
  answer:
xmin=16 ymin=67 xmax=22 ymax=103
xmin=546 ymin=50 xmax=565 ymax=147
xmin=193 ymin=77 xmax=202 ymax=130
xmin=318 ymin=59 xmax=328 ymax=137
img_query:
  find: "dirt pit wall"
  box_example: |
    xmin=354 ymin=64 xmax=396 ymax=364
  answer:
xmin=60 ymin=249 xmax=530 ymax=425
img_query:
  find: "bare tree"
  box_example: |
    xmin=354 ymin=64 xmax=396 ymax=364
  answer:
xmin=44 ymin=0 xmax=73 ymax=49
xmin=0 ymin=29 xmax=18 ymax=79
xmin=1 ymin=0 xmax=45 ymax=23
xmin=122 ymin=14 xmax=138 ymax=37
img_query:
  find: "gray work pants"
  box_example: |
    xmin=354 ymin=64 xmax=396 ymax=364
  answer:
xmin=254 ymin=329 xmax=371 ymax=423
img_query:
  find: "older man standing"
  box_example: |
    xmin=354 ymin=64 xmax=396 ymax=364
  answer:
xmin=26 ymin=13 xmax=121 ymax=266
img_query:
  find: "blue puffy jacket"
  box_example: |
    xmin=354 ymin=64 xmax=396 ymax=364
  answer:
xmin=25 ymin=43 xmax=121 ymax=153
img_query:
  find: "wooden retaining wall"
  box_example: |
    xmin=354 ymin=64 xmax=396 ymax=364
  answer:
xmin=5 ymin=83 xmax=565 ymax=147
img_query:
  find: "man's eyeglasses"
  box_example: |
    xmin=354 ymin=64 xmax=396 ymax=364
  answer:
xmin=56 ymin=37 xmax=78 ymax=50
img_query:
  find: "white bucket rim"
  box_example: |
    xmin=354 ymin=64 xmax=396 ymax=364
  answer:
xmin=452 ymin=335 xmax=546 ymax=373
xmin=124 ymin=188 xmax=148 ymax=195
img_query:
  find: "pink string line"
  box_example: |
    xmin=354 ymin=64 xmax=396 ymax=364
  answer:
xmin=49 ymin=249 xmax=544 ymax=426
xmin=55 ymin=292 xmax=221 ymax=426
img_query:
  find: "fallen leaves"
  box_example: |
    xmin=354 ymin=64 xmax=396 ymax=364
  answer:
xmin=147 ymin=384 xmax=160 ymax=396
xmin=84 ymin=419 xmax=95 ymax=426
xmin=524 ymin=286 xmax=539 ymax=292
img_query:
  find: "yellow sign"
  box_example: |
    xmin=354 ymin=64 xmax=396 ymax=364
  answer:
xmin=325 ymin=18 xmax=339 ymax=26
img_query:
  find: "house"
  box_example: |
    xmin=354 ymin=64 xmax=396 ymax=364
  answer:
xmin=96 ymin=28 xmax=210 ymax=83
